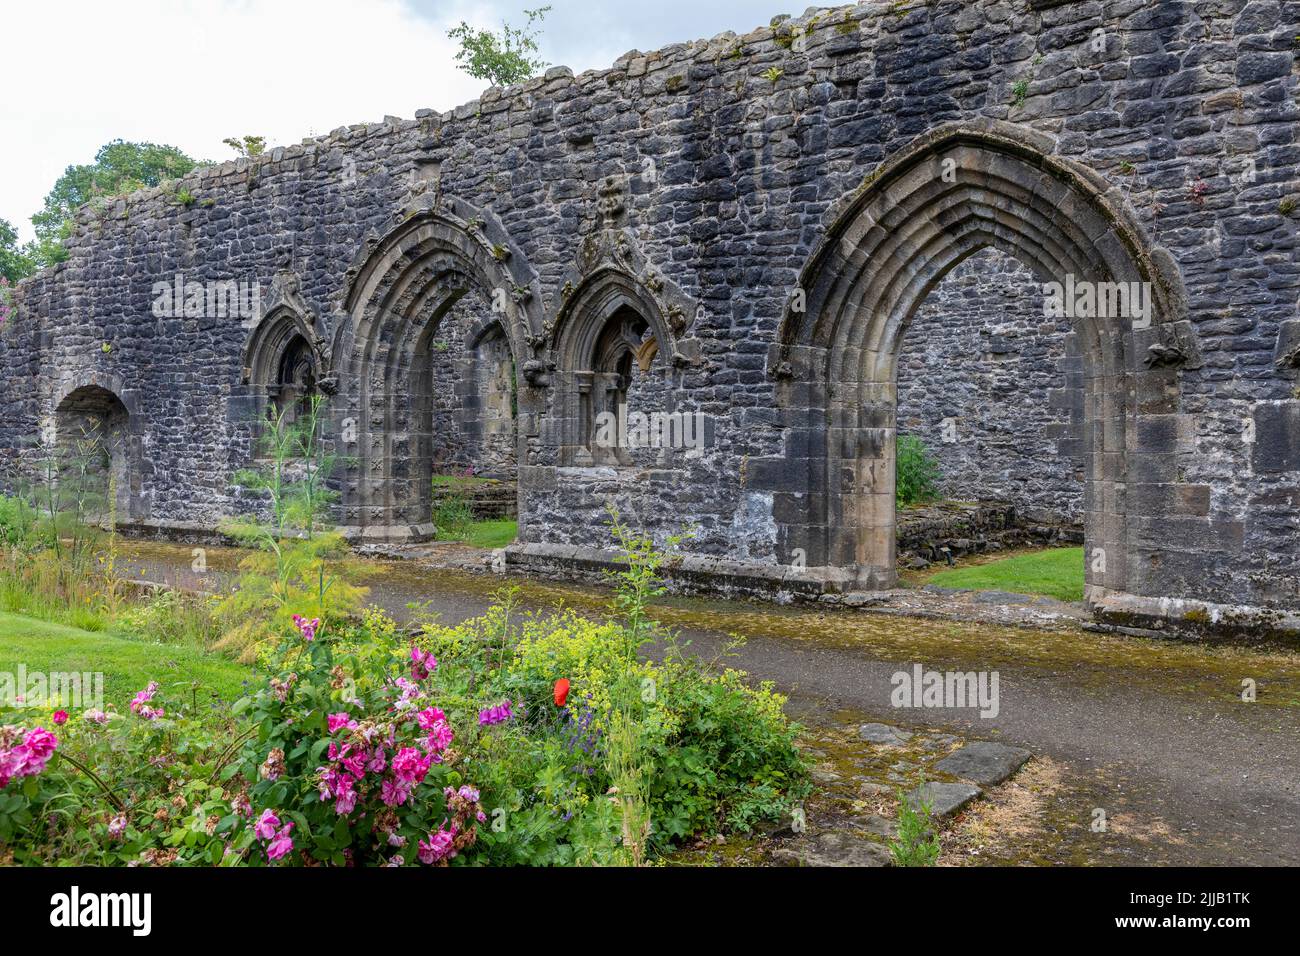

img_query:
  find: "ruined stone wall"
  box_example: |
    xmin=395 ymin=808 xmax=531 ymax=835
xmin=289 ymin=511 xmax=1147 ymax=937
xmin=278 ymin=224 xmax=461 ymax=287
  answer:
xmin=897 ymin=248 xmax=1084 ymax=524
xmin=0 ymin=0 xmax=1297 ymax=624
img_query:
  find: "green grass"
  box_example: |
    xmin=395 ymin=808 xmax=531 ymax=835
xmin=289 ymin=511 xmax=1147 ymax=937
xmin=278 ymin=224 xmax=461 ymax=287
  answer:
xmin=463 ymin=520 xmax=518 ymax=550
xmin=922 ymin=547 xmax=1085 ymax=603
xmin=0 ymin=610 xmax=253 ymax=712
xmin=431 ymin=474 xmax=499 ymax=489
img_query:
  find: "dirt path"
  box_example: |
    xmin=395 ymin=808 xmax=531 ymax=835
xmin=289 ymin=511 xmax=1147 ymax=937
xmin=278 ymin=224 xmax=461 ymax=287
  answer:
xmin=117 ymin=539 xmax=1300 ymax=865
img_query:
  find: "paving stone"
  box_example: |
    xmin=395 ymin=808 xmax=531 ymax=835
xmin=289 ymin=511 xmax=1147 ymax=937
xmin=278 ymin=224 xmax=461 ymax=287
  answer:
xmin=843 ymin=591 xmax=889 ymax=607
xmin=853 ymin=815 xmax=899 ymax=839
xmin=770 ymin=831 xmax=892 ymax=868
xmin=934 ymin=741 xmax=1031 ymax=786
xmin=810 ymin=767 xmax=843 ymax=785
xmin=905 ymin=781 xmax=981 ymax=819
xmin=857 ymin=781 xmax=891 ymax=798
xmin=972 ymin=590 xmax=1036 ymax=605
xmin=858 ymin=723 xmax=912 ymax=746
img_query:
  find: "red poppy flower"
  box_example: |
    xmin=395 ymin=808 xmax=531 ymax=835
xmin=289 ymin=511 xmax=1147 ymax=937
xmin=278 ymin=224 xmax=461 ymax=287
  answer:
xmin=553 ymin=678 xmax=571 ymax=708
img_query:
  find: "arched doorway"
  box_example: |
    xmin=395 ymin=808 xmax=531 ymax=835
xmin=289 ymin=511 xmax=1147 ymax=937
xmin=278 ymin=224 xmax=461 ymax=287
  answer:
xmin=333 ymin=208 xmax=540 ymax=541
xmin=775 ymin=123 xmax=1189 ymax=601
xmin=53 ymin=384 xmax=134 ymax=524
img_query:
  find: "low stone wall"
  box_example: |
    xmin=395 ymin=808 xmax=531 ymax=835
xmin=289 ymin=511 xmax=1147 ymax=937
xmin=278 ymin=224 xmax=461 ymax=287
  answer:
xmin=430 ymin=480 xmax=518 ymax=520
xmin=896 ymin=502 xmax=1083 ymax=570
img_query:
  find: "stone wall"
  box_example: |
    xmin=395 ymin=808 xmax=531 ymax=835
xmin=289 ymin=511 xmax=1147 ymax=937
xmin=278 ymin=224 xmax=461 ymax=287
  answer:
xmin=897 ymin=248 xmax=1084 ymax=524
xmin=1 ymin=0 xmax=1297 ymax=631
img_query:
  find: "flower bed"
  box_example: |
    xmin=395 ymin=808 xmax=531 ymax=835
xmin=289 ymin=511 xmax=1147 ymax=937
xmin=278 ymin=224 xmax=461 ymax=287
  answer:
xmin=1 ymin=588 xmax=809 ymax=866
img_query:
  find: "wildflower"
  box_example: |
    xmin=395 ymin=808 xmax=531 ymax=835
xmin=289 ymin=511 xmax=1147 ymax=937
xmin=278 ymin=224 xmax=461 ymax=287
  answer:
xmin=232 ymin=791 xmax=252 ymax=818
xmin=554 ymin=678 xmax=571 ymax=708
xmin=340 ymin=749 xmax=367 ymax=779
xmin=444 ymin=784 xmax=480 ymax=802
xmin=410 ymin=646 xmax=437 ymax=681
xmin=424 ymin=720 xmax=454 ymax=755
xmin=130 ymin=682 xmax=165 ymax=721
xmin=266 ymin=822 xmax=295 ymax=861
xmin=391 ymin=747 xmax=432 ymax=785
xmin=478 ymin=700 xmax=513 ymax=726
xmin=0 ymin=726 xmax=59 ymax=789
xmin=254 ymin=809 xmax=281 ymax=841
xmin=381 ymin=777 xmax=413 ymax=807
xmin=334 ymin=776 xmax=358 ymax=816
xmin=418 ymin=825 xmax=458 ymax=865
xmin=392 ymin=677 xmax=424 ymax=709
xmin=82 ymin=709 xmax=111 ymax=725
xmin=292 ymin=615 xmax=320 ymax=642
xmin=107 ymin=815 xmax=128 ymax=840
xmin=260 ymin=747 xmax=286 ymax=782
xmin=270 ymin=673 xmax=297 ymax=702
xmin=415 ymin=706 xmax=446 ymax=730
xmin=328 ymin=712 xmax=357 ymax=734
xmin=52 ymin=711 xmax=69 ymax=726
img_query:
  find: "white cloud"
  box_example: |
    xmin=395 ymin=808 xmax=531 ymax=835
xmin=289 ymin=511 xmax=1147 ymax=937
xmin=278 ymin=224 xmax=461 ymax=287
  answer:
xmin=1 ymin=0 xmax=488 ymax=241
xmin=1 ymin=0 xmax=771 ymax=243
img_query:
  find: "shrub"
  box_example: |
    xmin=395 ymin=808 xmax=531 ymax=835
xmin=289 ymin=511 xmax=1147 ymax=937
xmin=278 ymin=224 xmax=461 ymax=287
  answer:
xmin=896 ymin=434 xmax=941 ymax=507
xmin=432 ymin=493 xmax=475 ymax=541
xmin=115 ymin=587 xmax=221 ymax=649
xmin=0 ymin=495 xmax=37 ymax=550
xmin=3 ymin=517 xmax=811 ymax=867
xmin=225 ymin=615 xmax=490 ymax=866
xmin=1 ymin=684 xmax=241 ymax=866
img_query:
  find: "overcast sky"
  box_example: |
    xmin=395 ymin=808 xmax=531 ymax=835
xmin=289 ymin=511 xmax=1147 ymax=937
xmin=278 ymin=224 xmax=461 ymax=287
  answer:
xmin=2 ymin=0 xmax=778 ymax=242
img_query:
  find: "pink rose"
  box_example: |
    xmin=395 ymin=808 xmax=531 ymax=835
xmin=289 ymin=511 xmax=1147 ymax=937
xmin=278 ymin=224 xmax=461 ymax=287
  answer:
xmin=254 ymin=809 xmax=281 ymax=841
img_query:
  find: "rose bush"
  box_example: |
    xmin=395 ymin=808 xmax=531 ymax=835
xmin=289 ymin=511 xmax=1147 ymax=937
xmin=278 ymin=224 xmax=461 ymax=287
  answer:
xmin=226 ymin=611 xmax=488 ymax=866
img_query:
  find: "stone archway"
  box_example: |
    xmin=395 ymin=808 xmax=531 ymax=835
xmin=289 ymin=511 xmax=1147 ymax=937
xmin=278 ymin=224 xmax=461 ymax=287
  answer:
xmin=332 ymin=207 xmax=542 ymax=541
xmin=52 ymin=384 xmax=135 ymax=524
xmin=775 ymin=122 xmax=1191 ymax=601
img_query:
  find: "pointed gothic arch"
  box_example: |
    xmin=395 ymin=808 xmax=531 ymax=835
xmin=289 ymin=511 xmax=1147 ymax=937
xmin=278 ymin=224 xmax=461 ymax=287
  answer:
xmin=551 ymin=268 xmax=676 ymax=467
xmin=772 ymin=121 xmax=1192 ymax=602
xmin=332 ymin=207 xmax=541 ymax=540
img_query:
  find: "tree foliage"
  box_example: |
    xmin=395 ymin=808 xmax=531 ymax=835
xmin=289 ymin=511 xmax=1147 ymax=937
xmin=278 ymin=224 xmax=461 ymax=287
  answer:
xmin=448 ymin=6 xmax=551 ymax=89
xmin=0 ymin=219 xmax=36 ymax=283
xmin=30 ymin=140 xmax=203 ymax=268
xmin=222 ymin=135 xmax=266 ymax=158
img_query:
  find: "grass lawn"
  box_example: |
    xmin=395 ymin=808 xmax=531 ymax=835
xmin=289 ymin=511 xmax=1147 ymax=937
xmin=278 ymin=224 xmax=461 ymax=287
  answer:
xmin=0 ymin=611 xmax=253 ymax=712
xmin=922 ymin=547 xmax=1086 ymax=603
xmin=464 ymin=520 xmax=518 ymax=550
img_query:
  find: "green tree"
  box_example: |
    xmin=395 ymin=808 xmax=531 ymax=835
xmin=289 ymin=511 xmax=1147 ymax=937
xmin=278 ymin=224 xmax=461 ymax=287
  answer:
xmin=222 ymin=135 xmax=266 ymax=158
xmin=448 ymin=6 xmax=551 ymax=88
xmin=30 ymin=140 xmax=203 ymax=268
xmin=0 ymin=218 xmax=36 ymax=283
